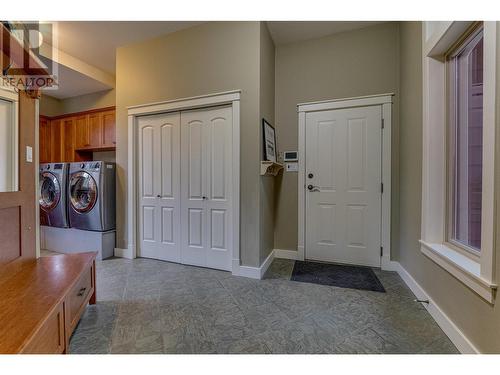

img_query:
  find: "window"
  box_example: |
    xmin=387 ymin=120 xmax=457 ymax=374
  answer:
xmin=446 ymin=25 xmax=483 ymax=254
xmin=421 ymin=21 xmax=497 ymax=303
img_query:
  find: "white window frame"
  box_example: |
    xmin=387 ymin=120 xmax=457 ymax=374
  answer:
xmin=421 ymin=21 xmax=497 ymax=303
xmin=0 ymin=86 xmax=19 ymax=193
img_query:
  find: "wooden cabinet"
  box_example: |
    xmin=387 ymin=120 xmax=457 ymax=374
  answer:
xmin=88 ymin=113 xmax=102 ymax=148
xmin=21 ymin=303 xmax=65 ymax=354
xmin=74 ymin=110 xmax=116 ymax=151
xmin=75 ymin=115 xmax=90 ymax=149
xmin=50 ymin=119 xmax=63 ymax=162
xmin=39 ymin=106 xmax=115 ymax=163
xmin=39 ymin=116 xmax=52 ymax=163
xmin=102 ymin=110 xmax=116 ymax=147
xmin=0 ymin=252 xmax=97 ymax=354
xmin=63 ymin=117 xmax=75 ymax=162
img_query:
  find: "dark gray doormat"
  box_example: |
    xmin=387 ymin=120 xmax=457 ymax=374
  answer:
xmin=291 ymin=261 xmax=386 ymax=293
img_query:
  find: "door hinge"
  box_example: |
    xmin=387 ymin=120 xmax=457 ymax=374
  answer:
xmin=381 ymin=182 xmax=384 ymax=194
xmin=380 ymin=246 xmax=383 ymax=256
xmin=381 ymin=118 xmax=385 ymax=129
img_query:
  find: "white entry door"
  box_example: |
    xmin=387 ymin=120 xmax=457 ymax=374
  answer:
xmin=181 ymin=106 xmax=233 ymax=271
xmin=138 ymin=112 xmax=181 ymax=262
xmin=305 ymin=105 xmax=382 ymax=267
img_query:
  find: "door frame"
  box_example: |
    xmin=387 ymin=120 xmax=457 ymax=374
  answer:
xmin=297 ymin=93 xmax=393 ymax=269
xmin=126 ymin=90 xmax=241 ymax=271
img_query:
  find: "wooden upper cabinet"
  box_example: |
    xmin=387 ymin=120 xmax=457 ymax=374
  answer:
xmin=39 ymin=107 xmax=115 ymax=162
xmin=39 ymin=116 xmax=51 ymax=163
xmin=62 ymin=118 xmax=75 ymax=162
xmin=102 ymin=111 xmax=116 ymax=147
xmin=50 ymin=119 xmax=63 ymax=162
xmin=88 ymin=113 xmax=103 ymax=148
xmin=75 ymin=115 xmax=90 ymax=149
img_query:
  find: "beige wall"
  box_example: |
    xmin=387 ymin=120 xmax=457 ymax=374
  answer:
xmin=274 ymin=22 xmax=400 ymax=254
xmin=259 ymin=22 xmax=276 ymax=264
xmin=115 ymin=22 xmax=262 ymax=266
xmin=39 ymin=94 xmax=63 ymax=117
xmin=398 ymin=21 xmax=500 ymax=353
xmin=40 ymin=89 xmax=115 ymax=117
xmin=60 ymin=89 xmax=115 ymax=114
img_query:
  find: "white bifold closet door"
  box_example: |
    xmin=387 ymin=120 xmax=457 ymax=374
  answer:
xmin=181 ymin=105 xmax=233 ymax=271
xmin=138 ymin=112 xmax=181 ymax=263
xmin=137 ymin=105 xmax=233 ymax=271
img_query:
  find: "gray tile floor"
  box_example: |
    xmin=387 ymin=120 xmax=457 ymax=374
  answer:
xmin=69 ymin=257 xmax=459 ymax=354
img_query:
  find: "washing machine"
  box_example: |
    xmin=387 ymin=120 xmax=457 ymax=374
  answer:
xmin=68 ymin=161 xmax=116 ymax=232
xmin=39 ymin=163 xmax=70 ymax=228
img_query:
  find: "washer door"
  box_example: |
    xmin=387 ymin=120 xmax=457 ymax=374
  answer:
xmin=39 ymin=172 xmax=61 ymax=212
xmin=70 ymin=171 xmax=98 ymax=213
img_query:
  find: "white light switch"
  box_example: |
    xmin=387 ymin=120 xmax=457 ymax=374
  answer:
xmin=286 ymin=162 xmax=298 ymax=172
xmin=26 ymin=146 xmax=33 ymax=163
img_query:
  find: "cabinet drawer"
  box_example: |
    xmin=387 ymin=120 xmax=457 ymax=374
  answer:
xmin=21 ymin=304 xmax=65 ymax=354
xmin=67 ymin=265 xmax=94 ymax=333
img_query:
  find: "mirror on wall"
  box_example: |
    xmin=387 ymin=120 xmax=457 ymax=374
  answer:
xmin=0 ymin=89 xmax=19 ymax=192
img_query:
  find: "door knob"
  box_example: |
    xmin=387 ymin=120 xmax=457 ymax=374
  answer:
xmin=157 ymin=195 xmax=161 ymax=198
xmin=307 ymin=185 xmax=320 ymax=192
xmin=308 ymin=173 xmax=314 ymax=179
xmin=202 ymin=196 xmax=208 ymax=200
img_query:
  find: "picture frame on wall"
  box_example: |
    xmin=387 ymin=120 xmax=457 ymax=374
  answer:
xmin=262 ymin=119 xmax=277 ymax=163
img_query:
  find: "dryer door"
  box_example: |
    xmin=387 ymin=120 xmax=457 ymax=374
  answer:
xmin=39 ymin=172 xmax=61 ymax=212
xmin=70 ymin=171 xmax=98 ymax=213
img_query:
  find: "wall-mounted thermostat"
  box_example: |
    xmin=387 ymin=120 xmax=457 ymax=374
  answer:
xmin=283 ymin=151 xmax=298 ymax=162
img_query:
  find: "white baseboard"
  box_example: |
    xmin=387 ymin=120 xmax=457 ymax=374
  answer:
xmin=231 ymin=250 xmax=275 ymax=280
xmin=114 ymin=247 xmax=134 ymax=259
xmin=392 ymin=261 xmax=479 ymax=354
xmin=274 ymin=248 xmax=300 ymax=260
xmin=381 ymin=255 xmax=400 ymax=271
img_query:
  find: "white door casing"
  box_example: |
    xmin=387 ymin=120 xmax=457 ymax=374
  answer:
xmin=305 ymin=105 xmax=382 ymax=267
xmin=181 ymin=106 xmax=233 ymax=271
xmin=137 ymin=112 xmax=181 ymax=262
xmin=127 ymin=90 xmax=240 ymax=272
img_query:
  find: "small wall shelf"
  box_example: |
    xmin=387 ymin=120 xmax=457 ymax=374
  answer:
xmin=260 ymin=161 xmax=283 ymax=176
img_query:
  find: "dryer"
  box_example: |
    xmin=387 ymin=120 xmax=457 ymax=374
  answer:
xmin=68 ymin=161 xmax=116 ymax=232
xmin=39 ymin=163 xmax=70 ymax=228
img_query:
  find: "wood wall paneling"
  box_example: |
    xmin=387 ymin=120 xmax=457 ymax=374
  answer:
xmin=0 ymin=206 xmax=21 ymax=265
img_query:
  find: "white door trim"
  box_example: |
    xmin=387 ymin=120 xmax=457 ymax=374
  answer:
xmin=127 ymin=90 xmax=241 ymax=272
xmin=297 ymin=93 xmax=393 ymax=268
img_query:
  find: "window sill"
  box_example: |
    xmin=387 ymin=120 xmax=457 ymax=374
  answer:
xmin=420 ymin=240 xmax=497 ymax=303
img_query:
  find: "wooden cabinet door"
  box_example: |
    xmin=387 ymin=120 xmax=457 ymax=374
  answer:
xmin=62 ymin=118 xmax=75 ymax=162
xmin=50 ymin=119 xmax=63 ymax=162
xmin=39 ymin=117 xmax=51 ymax=163
xmin=102 ymin=111 xmax=116 ymax=147
xmin=75 ymin=115 xmax=89 ymax=149
xmin=88 ymin=113 xmax=103 ymax=148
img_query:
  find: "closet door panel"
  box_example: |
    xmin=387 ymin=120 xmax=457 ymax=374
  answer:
xmin=181 ymin=106 xmax=232 ymax=271
xmin=181 ymin=113 xmax=206 ymax=267
xmin=137 ymin=112 xmax=181 ymax=263
xmin=204 ymin=106 xmax=232 ymax=271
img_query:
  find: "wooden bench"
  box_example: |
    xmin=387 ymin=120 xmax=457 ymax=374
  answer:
xmin=0 ymin=252 xmax=97 ymax=354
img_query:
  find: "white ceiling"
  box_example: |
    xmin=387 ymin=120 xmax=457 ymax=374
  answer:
xmin=42 ymin=62 xmax=111 ymax=99
xmin=53 ymin=21 xmax=203 ymax=75
xmin=266 ymin=21 xmax=386 ymax=45
xmin=45 ymin=21 xmax=385 ymax=99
